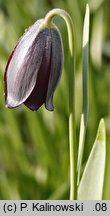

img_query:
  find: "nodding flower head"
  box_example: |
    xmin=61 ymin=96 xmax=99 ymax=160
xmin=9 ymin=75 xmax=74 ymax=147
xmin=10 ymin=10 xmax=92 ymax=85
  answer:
xmin=4 ymin=19 xmax=64 ymax=111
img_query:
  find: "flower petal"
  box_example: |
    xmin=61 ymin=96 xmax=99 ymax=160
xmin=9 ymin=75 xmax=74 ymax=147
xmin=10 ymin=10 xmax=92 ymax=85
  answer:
xmin=24 ymin=29 xmax=52 ymax=111
xmin=45 ymin=27 xmax=64 ymax=111
xmin=5 ymin=19 xmax=47 ymax=108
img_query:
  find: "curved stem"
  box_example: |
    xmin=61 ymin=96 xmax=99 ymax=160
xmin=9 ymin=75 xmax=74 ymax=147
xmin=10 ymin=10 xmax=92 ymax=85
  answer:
xmin=44 ymin=9 xmax=77 ymax=200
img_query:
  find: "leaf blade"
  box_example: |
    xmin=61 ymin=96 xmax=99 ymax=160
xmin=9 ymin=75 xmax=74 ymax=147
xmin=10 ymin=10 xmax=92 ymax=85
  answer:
xmin=78 ymin=119 xmax=106 ymax=200
xmin=77 ymin=4 xmax=90 ymax=185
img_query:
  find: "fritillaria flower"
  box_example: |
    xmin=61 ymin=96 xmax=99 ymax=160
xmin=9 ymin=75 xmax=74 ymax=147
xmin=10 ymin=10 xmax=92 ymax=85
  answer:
xmin=4 ymin=19 xmax=63 ymax=111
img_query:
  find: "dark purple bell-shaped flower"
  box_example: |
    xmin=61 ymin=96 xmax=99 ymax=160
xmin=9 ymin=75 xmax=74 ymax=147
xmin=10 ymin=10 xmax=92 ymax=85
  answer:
xmin=4 ymin=19 xmax=63 ymax=111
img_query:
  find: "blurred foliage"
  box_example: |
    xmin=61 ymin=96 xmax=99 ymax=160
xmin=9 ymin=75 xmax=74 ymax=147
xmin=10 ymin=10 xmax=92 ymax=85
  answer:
xmin=0 ymin=0 xmax=110 ymax=199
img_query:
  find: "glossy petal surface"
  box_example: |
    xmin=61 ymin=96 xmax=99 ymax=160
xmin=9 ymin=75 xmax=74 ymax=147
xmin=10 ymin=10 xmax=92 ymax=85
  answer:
xmin=24 ymin=29 xmax=52 ymax=111
xmin=45 ymin=28 xmax=64 ymax=111
xmin=5 ymin=20 xmax=46 ymax=108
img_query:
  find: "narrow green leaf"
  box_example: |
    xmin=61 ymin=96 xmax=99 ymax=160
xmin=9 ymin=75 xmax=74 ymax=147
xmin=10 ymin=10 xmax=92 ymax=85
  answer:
xmin=77 ymin=4 xmax=90 ymax=185
xmin=77 ymin=114 xmax=86 ymax=185
xmin=78 ymin=119 xmax=106 ymax=200
xmin=82 ymin=3 xmax=89 ymax=122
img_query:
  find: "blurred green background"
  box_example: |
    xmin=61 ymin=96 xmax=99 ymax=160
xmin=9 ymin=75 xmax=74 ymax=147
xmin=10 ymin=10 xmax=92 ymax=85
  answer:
xmin=0 ymin=0 xmax=110 ymax=199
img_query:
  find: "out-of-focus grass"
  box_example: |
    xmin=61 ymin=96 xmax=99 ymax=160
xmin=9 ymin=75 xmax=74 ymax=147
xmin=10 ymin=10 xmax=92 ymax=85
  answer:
xmin=0 ymin=0 xmax=110 ymax=199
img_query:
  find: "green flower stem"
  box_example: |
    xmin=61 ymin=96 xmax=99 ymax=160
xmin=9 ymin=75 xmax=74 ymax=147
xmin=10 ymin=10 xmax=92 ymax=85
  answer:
xmin=44 ymin=9 xmax=77 ymax=200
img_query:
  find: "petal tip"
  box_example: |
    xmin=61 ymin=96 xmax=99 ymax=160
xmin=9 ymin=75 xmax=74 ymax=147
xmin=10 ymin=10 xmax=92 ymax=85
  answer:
xmin=45 ymin=106 xmax=54 ymax=112
xmin=5 ymin=96 xmax=20 ymax=109
xmin=5 ymin=102 xmax=13 ymax=109
xmin=45 ymin=96 xmax=54 ymax=111
xmin=24 ymin=101 xmax=40 ymax=111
